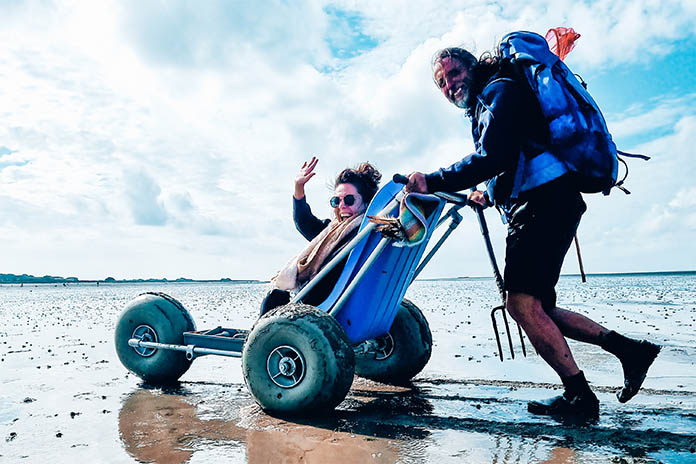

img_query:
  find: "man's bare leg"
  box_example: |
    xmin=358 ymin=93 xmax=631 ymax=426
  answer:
xmin=546 ymin=306 xmax=609 ymax=344
xmin=506 ymin=292 xmax=599 ymax=420
xmin=506 ymin=293 xmax=580 ymax=377
xmin=530 ymin=304 xmax=660 ymax=404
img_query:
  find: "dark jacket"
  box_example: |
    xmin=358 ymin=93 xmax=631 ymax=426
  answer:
xmin=293 ymin=196 xmax=331 ymax=240
xmin=424 ymin=72 xmax=553 ymax=217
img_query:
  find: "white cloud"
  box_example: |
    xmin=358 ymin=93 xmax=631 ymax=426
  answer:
xmin=123 ymin=170 xmax=168 ymax=226
xmin=571 ymin=114 xmax=696 ymax=273
xmin=607 ymin=94 xmax=696 ymax=139
xmin=118 ymin=0 xmax=331 ymax=69
xmin=669 ymin=187 xmax=696 ymax=209
xmin=0 ymin=0 xmax=694 ymax=279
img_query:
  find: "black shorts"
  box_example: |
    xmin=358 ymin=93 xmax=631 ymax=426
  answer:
xmin=503 ymin=178 xmax=586 ymax=311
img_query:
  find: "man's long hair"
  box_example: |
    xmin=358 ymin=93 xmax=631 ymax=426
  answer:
xmin=432 ymin=47 xmax=502 ymax=116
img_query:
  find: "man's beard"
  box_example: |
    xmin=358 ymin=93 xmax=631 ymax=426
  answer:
xmin=452 ymin=77 xmax=472 ymax=109
xmin=453 ymin=97 xmax=468 ymax=109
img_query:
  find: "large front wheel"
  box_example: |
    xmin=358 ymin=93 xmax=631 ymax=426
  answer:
xmin=242 ymin=304 xmax=355 ymax=415
xmin=114 ymin=293 xmax=196 ymax=384
xmin=354 ymin=299 xmax=432 ymax=385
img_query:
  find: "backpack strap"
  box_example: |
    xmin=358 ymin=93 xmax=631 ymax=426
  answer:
xmin=614 ymin=151 xmax=651 ymax=194
xmin=475 ymin=77 xmax=518 ymax=119
xmin=617 ymin=150 xmax=651 ymax=160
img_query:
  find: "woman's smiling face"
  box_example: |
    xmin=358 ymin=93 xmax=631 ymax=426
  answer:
xmin=333 ymin=183 xmax=365 ymax=219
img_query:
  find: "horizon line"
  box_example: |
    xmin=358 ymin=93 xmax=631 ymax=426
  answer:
xmin=1 ymin=269 xmax=694 ymax=284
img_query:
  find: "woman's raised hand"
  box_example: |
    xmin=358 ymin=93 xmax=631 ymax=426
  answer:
xmin=294 ymin=156 xmax=318 ymax=199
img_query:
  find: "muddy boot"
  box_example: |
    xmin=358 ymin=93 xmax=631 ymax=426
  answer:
xmin=259 ymin=289 xmax=290 ymax=318
xmin=600 ymin=331 xmax=661 ymax=403
xmin=527 ymin=371 xmax=599 ymax=422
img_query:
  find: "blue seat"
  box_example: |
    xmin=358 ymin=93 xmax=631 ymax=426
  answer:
xmin=316 ymin=181 xmax=445 ymax=344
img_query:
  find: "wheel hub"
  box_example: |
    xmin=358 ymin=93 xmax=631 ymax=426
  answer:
xmin=267 ymin=345 xmax=305 ymax=388
xmin=278 ymin=356 xmax=297 ymax=376
xmin=359 ymin=332 xmax=394 ymax=361
xmin=132 ymin=324 xmax=158 ymax=357
xmin=372 ymin=332 xmax=395 ymax=360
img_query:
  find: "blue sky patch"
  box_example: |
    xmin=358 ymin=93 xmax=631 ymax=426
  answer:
xmin=0 ymin=146 xmax=27 ymax=170
xmin=583 ymin=39 xmax=696 ymax=116
xmin=323 ymin=6 xmax=378 ymax=60
xmin=576 ymin=41 xmax=696 ymax=151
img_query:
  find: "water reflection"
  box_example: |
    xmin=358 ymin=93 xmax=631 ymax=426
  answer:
xmin=119 ymin=388 xmax=244 ymax=463
xmin=118 ymin=388 xmax=403 ymax=463
xmin=116 ymin=381 xmax=692 ymax=463
xmin=489 ymin=434 xmax=580 ymax=464
xmin=539 ymin=447 xmax=577 ymax=463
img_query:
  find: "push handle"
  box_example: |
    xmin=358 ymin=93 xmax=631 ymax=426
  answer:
xmin=392 ymin=173 xmax=468 ymax=206
xmin=393 ymin=173 xmax=409 ymax=184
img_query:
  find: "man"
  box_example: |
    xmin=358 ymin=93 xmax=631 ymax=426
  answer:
xmin=405 ymin=46 xmax=660 ymax=421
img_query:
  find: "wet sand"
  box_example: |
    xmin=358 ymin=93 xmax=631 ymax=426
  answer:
xmin=1 ymin=276 xmax=695 ymax=463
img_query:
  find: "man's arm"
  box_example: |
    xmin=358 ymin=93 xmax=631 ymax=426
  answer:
xmin=424 ymin=79 xmax=525 ymax=193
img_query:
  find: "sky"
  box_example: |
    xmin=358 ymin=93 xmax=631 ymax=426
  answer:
xmin=1 ymin=0 xmax=694 ymax=280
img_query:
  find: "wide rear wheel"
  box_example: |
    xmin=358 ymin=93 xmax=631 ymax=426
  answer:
xmin=354 ymin=299 xmax=432 ymax=385
xmin=242 ymin=304 xmax=355 ymax=415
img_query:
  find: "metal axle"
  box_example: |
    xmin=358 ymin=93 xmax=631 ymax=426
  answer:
xmin=128 ymin=339 xmax=242 ymax=360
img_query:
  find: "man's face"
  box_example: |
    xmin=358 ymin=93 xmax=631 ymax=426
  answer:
xmin=433 ymin=56 xmax=472 ymax=109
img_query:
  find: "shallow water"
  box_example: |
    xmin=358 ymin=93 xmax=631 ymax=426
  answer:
xmin=1 ymin=275 xmax=695 ymax=463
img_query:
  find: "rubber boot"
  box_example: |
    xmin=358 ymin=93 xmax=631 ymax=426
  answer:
xmin=527 ymin=371 xmax=599 ymax=422
xmin=259 ymin=289 xmax=290 ymax=318
xmin=600 ymin=331 xmax=661 ymax=403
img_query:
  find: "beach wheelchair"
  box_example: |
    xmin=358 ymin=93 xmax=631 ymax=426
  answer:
xmin=114 ymin=178 xmax=514 ymax=415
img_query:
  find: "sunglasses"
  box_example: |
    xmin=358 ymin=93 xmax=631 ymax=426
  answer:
xmin=329 ymin=194 xmax=356 ymax=208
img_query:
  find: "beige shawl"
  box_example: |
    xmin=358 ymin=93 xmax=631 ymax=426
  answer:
xmin=272 ymin=213 xmax=364 ymax=292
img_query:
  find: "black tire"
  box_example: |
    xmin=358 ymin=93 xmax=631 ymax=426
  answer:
xmin=242 ymin=304 xmax=355 ymax=415
xmin=354 ymin=299 xmax=432 ymax=385
xmin=114 ymin=292 xmax=196 ymax=384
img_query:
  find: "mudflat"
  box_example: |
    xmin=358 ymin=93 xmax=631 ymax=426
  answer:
xmin=1 ymin=275 xmax=694 ymax=463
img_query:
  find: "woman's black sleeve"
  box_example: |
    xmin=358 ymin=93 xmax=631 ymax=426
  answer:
xmin=293 ymin=196 xmax=330 ymax=241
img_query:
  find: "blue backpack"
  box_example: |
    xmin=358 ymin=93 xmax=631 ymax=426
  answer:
xmin=499 ymin=31 xmax=648 ymax=195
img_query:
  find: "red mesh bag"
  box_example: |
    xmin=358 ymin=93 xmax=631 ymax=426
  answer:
xmin=545 ymin=27 xmax=581 ymax=61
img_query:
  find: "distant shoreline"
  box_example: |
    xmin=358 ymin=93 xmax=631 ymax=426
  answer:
xmin=0 ymin=273 xmax=266 ymax=285
xmin=1 ymin=270 xmax=693 ymax=285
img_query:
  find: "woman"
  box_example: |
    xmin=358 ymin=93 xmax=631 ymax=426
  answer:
xmin=261 ymin=157 xmax=381 ymax=315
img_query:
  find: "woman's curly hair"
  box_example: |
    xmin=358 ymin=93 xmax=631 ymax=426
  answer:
xmin=334 ymin=162 xmax=382 ymax=205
